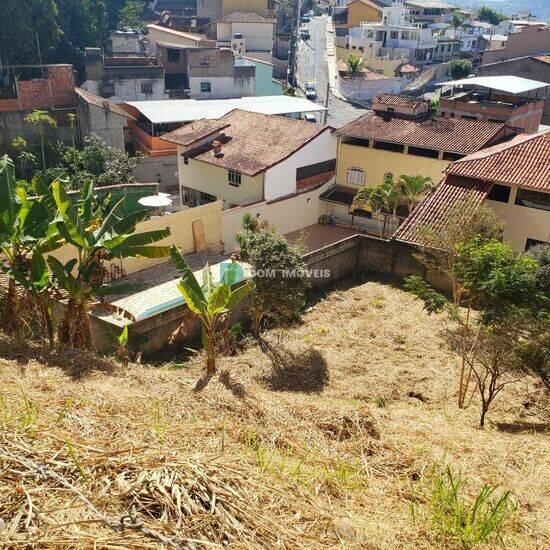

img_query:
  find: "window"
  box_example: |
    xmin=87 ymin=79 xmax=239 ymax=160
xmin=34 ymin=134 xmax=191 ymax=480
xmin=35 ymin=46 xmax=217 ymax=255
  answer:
xmin=515 ymin=189 xmax=550 ymax=211
xmin=141 ymin=82 xmax=153 ymax=94
xmin=167 ymin=49 xmax=180 ymax=63
xmin=408 ymin=146 xmax=439 ymax=159
xmin=373 ymin=141 xmax=404 ymax=153
xmin=347 ymin=167 xmax=365 ymax=185
xmin=228 ymin=170 xmax=241 ymax=186
xmin=200 ymin=82 xmax=211 ymax=93
xmin=525 ymin=238 xmax=548 ymax=250
xmin=390 ymin=31 xmax=399 ymax=40
xmin=442 ymin=151 xmax=464 ymax=161
xmin=181 ymin=153 xmax=189 ymax=165
xmin=487 ymin=184 xmax=510 ymax=203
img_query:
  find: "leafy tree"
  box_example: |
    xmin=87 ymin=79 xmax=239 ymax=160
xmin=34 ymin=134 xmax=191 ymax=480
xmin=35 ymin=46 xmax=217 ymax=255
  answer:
xmin=236 ymin=217 xmax=310 ymax=336
xmin=346 ymin=53 xmax=363 ymax=76
xmin=24 ymin=110 xmax=58 ymax=171
xmin=0 ymin=0 xmax=61 ymax=65
xmin=170 ymin=247 xmax=254 ymax=378
xmin=0 ymin=156 xmax=62 ymax=344
xmin=406 ymin=238 xmax=543 ymax=427
xmin=48 ymin=179 xmax=171 ymax=349
xmin=476 ymin=6 xmax=506 ymax=25
xmin=118 ymin=0 xmax=146 ymax=31
xmin=398 ymin=174 xmax=433 ymax=213
xmin=11 ymin=137 xmax=37 ymax=181
xmin=448 ymin=58 xmax=473 ymax=80
xmin=450 ymin=11 xmax=465 ymax=37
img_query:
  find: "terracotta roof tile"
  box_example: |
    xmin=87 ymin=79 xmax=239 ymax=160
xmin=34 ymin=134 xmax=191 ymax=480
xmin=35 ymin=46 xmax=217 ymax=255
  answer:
xmin=161 ymin=120 xmax=231 ymax=146
xmin=215 ymin=12 xmax=276 ymax=24
xmin=75 ymin=88 xmax=134 ymax=119
xmin=393 ymin=175 xmax=492 ymax=245
xmin=373 ymin=93 xmax=427 ymax=108
xmin=448 ymin=130 xmax=550 ymax=192
xmin=337 ymin=112 xmax=508 ymax=155
xmin=163 ymin=109 xmax=330 ymax=176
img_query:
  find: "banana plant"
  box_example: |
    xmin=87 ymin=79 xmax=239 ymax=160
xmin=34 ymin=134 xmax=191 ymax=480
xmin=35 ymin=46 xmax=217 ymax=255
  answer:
xmin=0 ymin=155 xmax=61 ymax=342
xmin=170 ymin=246 xmax=254 ymax=378
xmin=48 ymin=178 xmax=172 ymax=350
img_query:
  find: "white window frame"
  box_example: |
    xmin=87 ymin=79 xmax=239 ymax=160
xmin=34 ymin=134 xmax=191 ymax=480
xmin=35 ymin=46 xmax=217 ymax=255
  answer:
xmin=347 ymin=167 xmax=365 ymax=185
xmin=228 ymin=170 xmax=242 ymax=186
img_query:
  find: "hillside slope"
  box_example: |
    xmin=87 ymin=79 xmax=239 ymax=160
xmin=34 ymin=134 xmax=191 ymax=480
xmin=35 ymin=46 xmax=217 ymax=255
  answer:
xmin=0 ymin=281 xmax=548 ymax=548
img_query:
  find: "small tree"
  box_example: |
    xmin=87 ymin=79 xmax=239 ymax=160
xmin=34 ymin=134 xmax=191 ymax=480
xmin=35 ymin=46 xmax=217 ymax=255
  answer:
xmin=398 ymin=174 xmax=433 ymax=214
xmin=48 ymin=178 xmax=171 ymax=349
xmin=346 ymin=53 xmax=363 ymax=76
xmin=450 ymin=11 xmax=464 ymax=38
xmin=236 ymin=218 xmax=310 ymax=336
xmin=170 ymin=247 xmax=254 ymax=378
xmin=406 ymin=238 xmax=541 ymax=427
xmin=24 ymin=109 xmax=57 ymax=170
xmin=118 ymin=0 xmax=145 ymax=31
xmin=448 ymin=58 xmax=473 ymax=80
xmin=476 ymin=6 xmax=506 ymax=25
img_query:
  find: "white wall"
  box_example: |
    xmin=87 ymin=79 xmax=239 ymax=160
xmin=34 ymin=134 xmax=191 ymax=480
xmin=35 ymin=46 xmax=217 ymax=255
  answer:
xmin=337 ymin=75 xmax=402 ymax=101
xmin=263 ymin=129 xmax=337 ymax=201
xmin=83 ymin=77 xmax=167 ymax=102
xmin=188 ymin=75 xmax=254 ymax=99
xmin=221 ymin=177 xmax=335 ymax=252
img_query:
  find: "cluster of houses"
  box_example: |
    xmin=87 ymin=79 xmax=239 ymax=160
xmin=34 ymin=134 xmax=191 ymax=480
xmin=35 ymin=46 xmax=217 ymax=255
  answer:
xmin=331 ymin=0 xmax=550 ymax=99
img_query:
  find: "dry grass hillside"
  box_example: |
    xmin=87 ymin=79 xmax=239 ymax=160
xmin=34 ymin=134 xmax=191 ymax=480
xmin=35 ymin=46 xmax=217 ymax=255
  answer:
xmin=0 ymin=280 xmax=548 ymax=549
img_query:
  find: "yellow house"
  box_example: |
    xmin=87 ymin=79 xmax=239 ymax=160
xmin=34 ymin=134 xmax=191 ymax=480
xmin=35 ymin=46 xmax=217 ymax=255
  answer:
xmin=345 ymin=0 xmax=384 ymax=28
xmin=161 ymin=109 xmax=337 ymax=209
xmin=335 ymin=94 xmax=513 ymax=189
xmin=222 ymin=0 xmax=274 ymax=18
xmin=395 ymin=131 xmax=550 ymax=252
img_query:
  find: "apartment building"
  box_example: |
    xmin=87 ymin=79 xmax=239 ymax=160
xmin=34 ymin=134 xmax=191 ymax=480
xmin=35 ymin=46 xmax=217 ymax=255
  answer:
xmin=395 ymin=131 xmax=550 ymax=251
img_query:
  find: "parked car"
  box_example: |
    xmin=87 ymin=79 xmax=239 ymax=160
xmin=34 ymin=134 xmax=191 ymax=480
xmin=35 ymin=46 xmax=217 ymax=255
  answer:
xmin=304 ymin=113 xmax=317 ymax=123
xmin=300 ymin=26 xmax=310 ymax=40
xmin=305 ymin=81 xmax=317 ymax=101
xmin=302 ymin=13 xmax=311 ymax=22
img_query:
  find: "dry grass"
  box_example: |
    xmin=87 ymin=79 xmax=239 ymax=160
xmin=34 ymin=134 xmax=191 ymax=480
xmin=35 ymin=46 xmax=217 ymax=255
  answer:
xmin=0 ymin=280 xmax=548 ymax=549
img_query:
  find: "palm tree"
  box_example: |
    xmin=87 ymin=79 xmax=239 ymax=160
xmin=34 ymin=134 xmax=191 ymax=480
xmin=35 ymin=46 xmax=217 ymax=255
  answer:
xmin=170 ymin=247 xmax=254 ymax=379
xmin=24 ymin=110 xmax=57 ymax=170
xmin=48 ymin=179 xmax=172 ymax=350
xmin=0 ymin=155 xmax=62 ymax=343
xmin=450 ymin=11 xmax=464 ymax=39
xmin=398 ymin=174 xmax=433 ymax=213
xmin=346 ymin=53 xmax=363 ymax=77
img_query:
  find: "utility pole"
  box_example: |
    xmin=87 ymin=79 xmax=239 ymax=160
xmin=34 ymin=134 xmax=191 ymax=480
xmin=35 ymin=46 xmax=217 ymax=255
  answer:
xmin=288 ymin=0 xmax=303 ymax=90
xmin=323 ymin=81 xmax=330 ymax=124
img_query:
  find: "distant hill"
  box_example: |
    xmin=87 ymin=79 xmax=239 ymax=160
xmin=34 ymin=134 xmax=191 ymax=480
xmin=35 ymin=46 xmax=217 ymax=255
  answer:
xmin=446 ymin=0 xmax=550 ymax=22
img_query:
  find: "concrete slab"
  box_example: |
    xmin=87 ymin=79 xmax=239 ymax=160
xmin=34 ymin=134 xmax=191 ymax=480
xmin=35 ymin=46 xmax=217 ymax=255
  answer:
xmin=285 ymin=224 xmax=360 ymax=253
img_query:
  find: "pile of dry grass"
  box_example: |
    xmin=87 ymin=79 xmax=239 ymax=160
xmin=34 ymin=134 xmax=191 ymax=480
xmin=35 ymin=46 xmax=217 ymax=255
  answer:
xmin=0 ymin=280 xmax=548 ymax=548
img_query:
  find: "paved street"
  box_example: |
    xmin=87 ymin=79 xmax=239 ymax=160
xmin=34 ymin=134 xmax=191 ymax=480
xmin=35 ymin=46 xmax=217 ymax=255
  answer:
xmin=296 ymin=15 xmax=365 ymax=127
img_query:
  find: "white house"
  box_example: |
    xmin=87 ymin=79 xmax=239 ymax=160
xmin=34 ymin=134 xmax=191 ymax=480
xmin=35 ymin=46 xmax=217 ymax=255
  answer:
xmin=213 ymin=12 xmax=276 ymax=54
xmin=161 ymin=109 xmax=337 ymax=209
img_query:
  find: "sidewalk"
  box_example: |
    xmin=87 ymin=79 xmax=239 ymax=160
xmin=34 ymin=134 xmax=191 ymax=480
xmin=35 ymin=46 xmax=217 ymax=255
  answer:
xmin=324 ymin=16 xmax=347 ymax=101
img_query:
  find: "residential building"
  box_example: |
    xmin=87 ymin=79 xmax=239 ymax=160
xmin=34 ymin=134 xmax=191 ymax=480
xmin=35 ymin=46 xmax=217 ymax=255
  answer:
xmin=0 ymin=64 xmax=77 ymax=152
xmin=83 ymin=31 xmax=167 ymax=102
xmin=337 ymin=0 xmax=388 ymax=30
xmin=444 ymin=20 xmax=493 ymax=53
xmin=221 ymin=0 xmax=274 ymax=19
xmin=121 ymin=95 xmax=326 ymax=190
xmin=244 ymin=56 xmax=282 ymax=96
xmin=394 ymin=130 xmax=550 ymax=251
xmin=334 ymin=93 xmax=514 ymax=191
xmin=161 ymin=109 xmax=337 ymax=209
xmin=75 ymin=88 xmax=135 ymax=149
xmin=482 ymin=24 xmax=550 ymax=64
xmin=439 ymin=75 xmax=548 ymax=134
xmin=432 ymin=36 xmax=461 ymax=62
xmin=346 ymin=1 xmax=438 ymax=64
xmin=478 ymin=56 xmax=550 ymax=125
xmin=147 ymin=24 xmax=208 ymax=54
xmin=210 ymin=12 xmax=276 ymax=53
xmin=186 ymin=47 xmax=255 ymax=99
xmin=337 ymin=61 xmax=403 ymax=100
xmin=404 ymin=0 xmax=454 ymax=23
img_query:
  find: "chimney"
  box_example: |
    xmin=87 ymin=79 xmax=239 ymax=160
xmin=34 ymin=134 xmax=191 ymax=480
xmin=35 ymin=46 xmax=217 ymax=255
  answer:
xmin=212 ymin=140 xmax=224 ymax=157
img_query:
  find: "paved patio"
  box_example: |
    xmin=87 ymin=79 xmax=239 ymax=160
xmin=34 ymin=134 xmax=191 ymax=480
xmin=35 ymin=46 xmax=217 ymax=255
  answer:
xmin=285 ymin=224 xmax=360 ymax=253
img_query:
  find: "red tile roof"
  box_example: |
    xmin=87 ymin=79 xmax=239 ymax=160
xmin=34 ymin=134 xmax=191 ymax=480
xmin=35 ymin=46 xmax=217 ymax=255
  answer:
xmin=161 ymin=120 xmax=231 ymax=146
xmin=215 ymin=12 xmax=276 ymax=24
xmin=75 ymin=87 xmax=135 ymax=119
xmin=393 ymin=175 xmax=492 ymax=245
xmin=337 ymin=112 xmax=508 ymax=155
xmin=373 ymin=93 xmax=427 ymax=108
xmin=163 ymin=109 xmax=331 ymax=176
xmin=448 ymin=130 xmax=550 ymax=192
